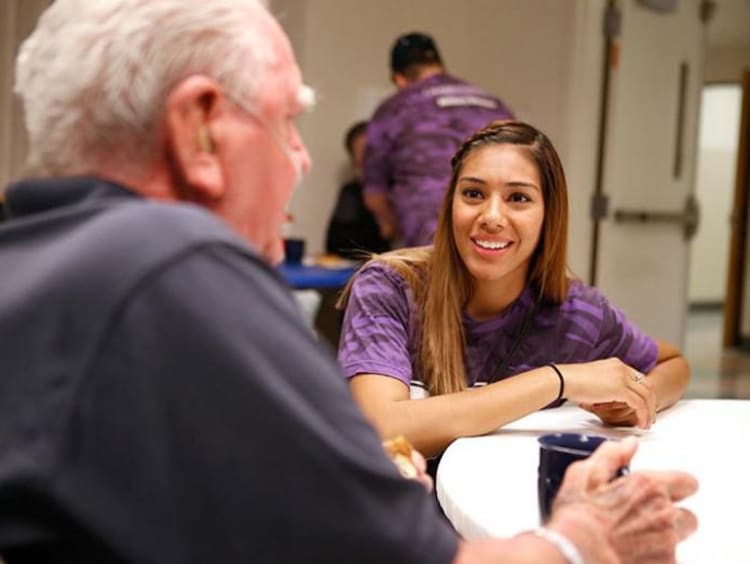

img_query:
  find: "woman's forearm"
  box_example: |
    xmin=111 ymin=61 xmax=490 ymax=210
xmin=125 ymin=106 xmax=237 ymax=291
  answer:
xmin=350 ymin=367 xmax=561 ymax=457
xmin=351 ymin=349 xmax=679 ymax=457
xmin=647 ymin=341 xmax=690 ymax=411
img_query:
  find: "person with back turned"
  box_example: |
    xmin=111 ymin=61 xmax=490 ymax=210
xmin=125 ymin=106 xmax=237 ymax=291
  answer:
xmin=363 ymin=32 xmax=514 ymax=247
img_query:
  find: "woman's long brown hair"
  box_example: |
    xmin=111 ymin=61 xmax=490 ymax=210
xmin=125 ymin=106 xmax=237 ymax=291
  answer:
xmin=340 ymin=120 xmax=570 ymax=395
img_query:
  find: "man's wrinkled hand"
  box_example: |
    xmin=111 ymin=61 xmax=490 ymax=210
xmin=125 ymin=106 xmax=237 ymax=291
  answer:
xmin=549 ymin=438 xmax=698 ymax=564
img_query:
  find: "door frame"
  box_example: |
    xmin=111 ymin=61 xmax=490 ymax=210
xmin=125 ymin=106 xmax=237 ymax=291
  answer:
xmin=723 ymin=69 xmax=750 ymax=347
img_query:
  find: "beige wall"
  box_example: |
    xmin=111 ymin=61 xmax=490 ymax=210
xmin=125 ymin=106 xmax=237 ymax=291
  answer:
xmin=0 ymin=0 xmax=51 ymax=193
xmin=270 ymin=0 xmax=600 ymax=276
xmin=0 ymin=1 xmax=19 ymax=192
xmin=705 ymin=44 xmax=750 ymax=83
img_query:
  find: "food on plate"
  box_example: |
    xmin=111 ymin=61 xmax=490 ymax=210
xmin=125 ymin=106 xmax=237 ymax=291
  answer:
xmin=315 ymin=254 xmax=356 ymax=268
xmin=315 ymin=253 xmax=347 ymax=267
xmin=382 ymin=435 xmax=418 ymax=479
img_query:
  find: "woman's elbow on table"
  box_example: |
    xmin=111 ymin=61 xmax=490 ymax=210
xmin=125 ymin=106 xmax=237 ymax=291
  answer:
xmin=649 ymin=340 xmax=690 ymax=411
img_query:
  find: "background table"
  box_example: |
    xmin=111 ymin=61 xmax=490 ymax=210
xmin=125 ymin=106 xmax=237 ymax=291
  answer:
xmin=278 ymin=262 xmax=358 ymax=347
xmin=436 ymin=399 xmax=750 ymax=563
xmin=278 ymin=263 xmax=356 ymax=290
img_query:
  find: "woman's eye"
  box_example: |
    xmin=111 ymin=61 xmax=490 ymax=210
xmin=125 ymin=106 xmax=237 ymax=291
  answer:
xmin=461 ymin=188 xmax=483 ymax=199
xmin=509 ymin=192 xmax=531 ymax=203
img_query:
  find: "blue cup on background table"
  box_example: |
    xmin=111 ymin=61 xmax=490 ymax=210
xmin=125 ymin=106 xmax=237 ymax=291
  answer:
xmin=283 ymin=238 xmax=305 ymax=264
xmin=537 ymin=433 xmax=628 ymax=522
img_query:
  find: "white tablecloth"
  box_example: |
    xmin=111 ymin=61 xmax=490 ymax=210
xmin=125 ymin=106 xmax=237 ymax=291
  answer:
xmin=436 ymin=399 xmax=750 ymax=564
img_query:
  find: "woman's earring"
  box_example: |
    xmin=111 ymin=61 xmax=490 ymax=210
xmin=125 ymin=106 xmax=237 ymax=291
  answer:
xmin=197 ymin=126 xmax=214 ymax=153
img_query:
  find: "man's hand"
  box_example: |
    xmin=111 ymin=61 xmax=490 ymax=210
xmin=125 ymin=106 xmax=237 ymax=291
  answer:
xmin=548 ymin=437 xmax=698 ymax=564
xmin=452 ymin=439 xmax=697 ymax=564
xmin=382 ymin=436 xmax=433 ymax=492
xmin=410 ymin=448 xmax=434 ymax=492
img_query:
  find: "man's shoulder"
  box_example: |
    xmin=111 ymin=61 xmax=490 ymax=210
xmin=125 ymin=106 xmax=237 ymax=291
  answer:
xmin=105 ymin=197 xmax=238 ymax=245
xmin=85 ymin=197 xmax=251 ymax=270
xmin=370 ymin=90 xmax=406 ymax=124
xmin=5 ymin=176 xmax=250 ymax=266
xmin=370 ymin=73 xmax=511 ymax=133
xmin=7 ymin=183 xmax=262 ymax=316
xmin=370 ymin=74 xmax=451 ymax=121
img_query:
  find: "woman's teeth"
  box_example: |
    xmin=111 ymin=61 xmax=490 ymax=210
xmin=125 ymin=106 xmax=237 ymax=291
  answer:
xmin=475 ymin=240 xmax=511 ymax=250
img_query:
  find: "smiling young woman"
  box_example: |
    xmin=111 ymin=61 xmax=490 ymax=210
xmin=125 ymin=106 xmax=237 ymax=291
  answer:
xmin=337 ymin=120 xmax=689 ymax=458
xmin=450 ymin=142 xmax=545 ymax=320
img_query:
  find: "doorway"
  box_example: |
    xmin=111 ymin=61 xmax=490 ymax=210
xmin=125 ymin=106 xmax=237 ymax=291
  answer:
xmin=685 ymin=82 xmax=743 ymax=388
xmin=724 ymin=70 xmax=750 ymax=345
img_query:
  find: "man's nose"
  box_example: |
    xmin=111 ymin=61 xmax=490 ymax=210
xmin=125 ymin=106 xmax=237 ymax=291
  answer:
xmin=298 ymin=143 xmax=312 ymax=175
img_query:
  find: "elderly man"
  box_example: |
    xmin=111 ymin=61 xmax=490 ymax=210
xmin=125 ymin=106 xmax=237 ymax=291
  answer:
xmin=0 ymin=1 xmax=695 ymax=563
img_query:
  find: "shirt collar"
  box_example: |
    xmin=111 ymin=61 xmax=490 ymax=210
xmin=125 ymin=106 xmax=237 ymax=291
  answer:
xmin=5 ymin=176 xmax=139 ymax=219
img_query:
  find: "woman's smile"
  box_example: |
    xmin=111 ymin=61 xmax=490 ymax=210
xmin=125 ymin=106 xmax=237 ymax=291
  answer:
xmin=471 ymin=237 xmax=513 ymax=251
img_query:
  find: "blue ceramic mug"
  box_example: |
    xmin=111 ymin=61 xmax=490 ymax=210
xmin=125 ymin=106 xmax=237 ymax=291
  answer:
xmin=283 ymin=238 xmax=305 ymax=264
xmin=537 ymin=433 xmax=628 ymax=522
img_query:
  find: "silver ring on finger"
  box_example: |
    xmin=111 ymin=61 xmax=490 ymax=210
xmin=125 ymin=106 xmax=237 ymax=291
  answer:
xmin=632 ymin=372 xmax=644 ymax=384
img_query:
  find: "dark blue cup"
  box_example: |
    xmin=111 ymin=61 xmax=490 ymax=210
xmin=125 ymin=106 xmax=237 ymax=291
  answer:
xmin=537 ymin=433 xmax=626 ymax=522
xmin=283 ymin=238 xmax=305 ymax=264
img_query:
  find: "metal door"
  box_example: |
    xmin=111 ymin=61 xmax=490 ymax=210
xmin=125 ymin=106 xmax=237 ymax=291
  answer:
xmin=593 ymin=0 xmax=707 ymax=345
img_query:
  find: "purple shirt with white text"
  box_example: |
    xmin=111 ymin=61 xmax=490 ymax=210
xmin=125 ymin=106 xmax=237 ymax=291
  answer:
xmin=364 ymin=74 xmax=513 ymax=246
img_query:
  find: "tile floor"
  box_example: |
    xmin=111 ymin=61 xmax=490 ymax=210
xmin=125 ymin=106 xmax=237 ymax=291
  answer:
xmin=683 ymin=308 xmax=750 ymax=399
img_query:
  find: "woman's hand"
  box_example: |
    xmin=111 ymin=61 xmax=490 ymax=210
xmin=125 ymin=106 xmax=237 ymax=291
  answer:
xmin=579 ymin=401 xmax=640 ymax=427
xmin=560 ymin=359 xmax=656 ymax=429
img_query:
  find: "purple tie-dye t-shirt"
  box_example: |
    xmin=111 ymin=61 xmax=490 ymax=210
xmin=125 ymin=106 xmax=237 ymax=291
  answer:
xmin=364 ymin=74 xmax=513 ymax=247
xmin=338 ymin=263 xmax=658 ymax=389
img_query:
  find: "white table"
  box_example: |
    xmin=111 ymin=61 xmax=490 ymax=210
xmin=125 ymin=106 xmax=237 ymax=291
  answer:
xmin=436 ymin=399 xmax=750 ymax=564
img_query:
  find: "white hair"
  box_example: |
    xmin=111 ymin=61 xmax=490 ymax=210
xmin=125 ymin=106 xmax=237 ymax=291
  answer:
xmin=14 ymin=0 xmax=277 ymax=175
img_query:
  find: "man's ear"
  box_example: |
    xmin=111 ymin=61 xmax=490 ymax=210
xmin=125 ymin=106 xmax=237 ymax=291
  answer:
xmin=163 ymin=75 xmax=226 ymax=200
xmin=392 ymin=72 xmax=410 ymax=90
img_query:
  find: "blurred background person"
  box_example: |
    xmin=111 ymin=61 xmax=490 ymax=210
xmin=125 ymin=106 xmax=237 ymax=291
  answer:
xmin=318 ymin=120 xmax=391 ymax=348
xmin=325 ymin=120 xmax=391 ymax=259
xmin=364 ymin=32 xmax=514 ymax=247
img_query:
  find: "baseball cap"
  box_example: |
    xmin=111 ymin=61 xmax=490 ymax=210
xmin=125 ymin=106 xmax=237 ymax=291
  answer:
xmin=390 ymin=32 xmax=443 ymax=74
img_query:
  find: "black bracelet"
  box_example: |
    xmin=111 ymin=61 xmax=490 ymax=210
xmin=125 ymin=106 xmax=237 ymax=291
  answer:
xmin=548 ymin=363 xmax=564 ymax=401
